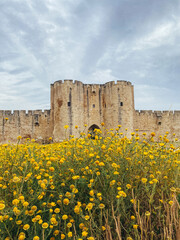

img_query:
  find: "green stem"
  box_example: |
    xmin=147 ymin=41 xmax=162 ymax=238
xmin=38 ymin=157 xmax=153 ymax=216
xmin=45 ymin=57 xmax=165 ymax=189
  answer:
xmin=3 ymin=223 xmax=13 ymax=240
xmin=42 ymin=229 xmax=45 ymax=240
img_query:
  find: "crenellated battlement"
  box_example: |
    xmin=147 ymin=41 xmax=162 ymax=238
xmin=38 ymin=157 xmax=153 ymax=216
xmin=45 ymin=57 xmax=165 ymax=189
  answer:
xmin=51 ymin=79 xmax=133 ymax=88
xmin=0 ymin=109 xmax=51 ymax=117
xmin=135 ymin=110 xmax=180 ymax=116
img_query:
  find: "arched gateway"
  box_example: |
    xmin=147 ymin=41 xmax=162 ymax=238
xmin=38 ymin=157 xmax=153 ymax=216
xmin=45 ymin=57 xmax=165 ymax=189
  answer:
xmin=88 ymin=124 xmax=100 ymax=138
xmin=88 ymin=124 xmax=100 ymax=132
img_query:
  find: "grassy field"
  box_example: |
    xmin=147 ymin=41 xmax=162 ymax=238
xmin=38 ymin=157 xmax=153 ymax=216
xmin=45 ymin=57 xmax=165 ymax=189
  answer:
xmin=0 ymin=127 xmax=179 ymax=240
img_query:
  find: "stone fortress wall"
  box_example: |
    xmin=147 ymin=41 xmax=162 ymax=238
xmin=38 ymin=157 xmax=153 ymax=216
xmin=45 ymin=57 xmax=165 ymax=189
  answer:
xmin=134 ymin=110 xmax=180 ymax=139
xmin=0 ymin=80 xmax=180 ymax=143
xmin=0 ymin=110 xmax=52 ymax=143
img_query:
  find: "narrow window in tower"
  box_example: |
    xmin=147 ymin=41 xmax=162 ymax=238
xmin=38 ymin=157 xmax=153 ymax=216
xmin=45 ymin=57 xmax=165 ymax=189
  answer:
xmin=34 ymin=114 xmax=39 ymax=126
xmin=120 ymin=102 xmax=123 ymax=106
xmin=68 ymin=102 xmax=71 ymax=107
xmin=93 ymin=104 xmax=95 ymax=108
xmin=158 ymin=121 xmax=161 ymax=125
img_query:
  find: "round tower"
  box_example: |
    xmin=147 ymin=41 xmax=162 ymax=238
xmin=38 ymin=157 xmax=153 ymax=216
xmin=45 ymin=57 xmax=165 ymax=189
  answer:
xmin=51 ymin=80 xmax=85 ymax=141
xmin=102 ymin=80 xmax=134 ymax=135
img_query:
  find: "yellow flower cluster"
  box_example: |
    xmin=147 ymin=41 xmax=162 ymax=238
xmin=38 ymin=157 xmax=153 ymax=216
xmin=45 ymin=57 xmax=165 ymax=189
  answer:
xmin=0 ymin=128 xmax=179 ymax=239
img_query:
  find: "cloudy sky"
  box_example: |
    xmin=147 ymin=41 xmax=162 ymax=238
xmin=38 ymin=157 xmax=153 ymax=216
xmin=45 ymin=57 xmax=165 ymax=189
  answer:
xmin=0 ymin=0 xmax=180 ymax=111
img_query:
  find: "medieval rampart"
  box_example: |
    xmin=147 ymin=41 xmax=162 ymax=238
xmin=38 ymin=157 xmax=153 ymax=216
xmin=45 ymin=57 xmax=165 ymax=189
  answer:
xmin=134 ymin=110 xmax=180 ymax=139
xmin=0 ymin=110 xmax=52 ymax=143
xmin=0 ymin=80 xmax=179 ymax=143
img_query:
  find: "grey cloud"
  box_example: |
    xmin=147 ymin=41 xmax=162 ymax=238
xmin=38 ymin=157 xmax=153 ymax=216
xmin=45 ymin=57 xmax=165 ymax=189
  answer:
xmin=0 ymin=0 xmax=179 ymax=110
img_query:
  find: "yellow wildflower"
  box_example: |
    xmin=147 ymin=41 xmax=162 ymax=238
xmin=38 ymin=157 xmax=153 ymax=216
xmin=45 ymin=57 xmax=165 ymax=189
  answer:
xmin=62 ymin=215 xmax=68 ymax=220
xmin=63 ymin=198 xmax=70 ymax=205
xmin=141 ymin=178 xmax=147 ymax=184
xmin=68 ymin=232 xmax=73 ymax=237
xmin=84 ymin=215 xmax=90 ymax=220
xmin=82 ymin=231 xmax=88 ymax=237
xmin=133 ymin=224 xmax=138 ymax=229
xmin=61 ymin=234 xmax=66 ymax=239
xmin=23 ymin=224 xmax=30 ymax=230
xmin=13 ymin=176 xmax=21 ymax=183
xmin=42 ymin=222 xmax=49 ymax=229
xmin=86 ymin=203 xmax=93 ymax=211
xmin=53 ymin=230 xmax=60 ymax=236
xmin=54 ymin=208 xmax=60 ymax=213
xmin=67 ymin=222 xmax=72 ymax=228
xmin=99 ymin=203 xmax=105 ymax=209
xmin=33 ymin=237 xmax=39 ymax=240
xmin=0 ymin=203 xmax=5 ymax=210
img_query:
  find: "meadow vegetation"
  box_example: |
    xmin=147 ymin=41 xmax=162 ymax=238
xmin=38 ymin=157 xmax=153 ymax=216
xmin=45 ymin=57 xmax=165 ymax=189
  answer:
xmin=0 ymin=125 xmax=179 ymax=240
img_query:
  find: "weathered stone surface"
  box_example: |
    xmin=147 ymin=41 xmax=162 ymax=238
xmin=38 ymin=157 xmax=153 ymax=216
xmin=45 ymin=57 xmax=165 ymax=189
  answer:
xmin=0 ymin=80 xmax=179 ymax=143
